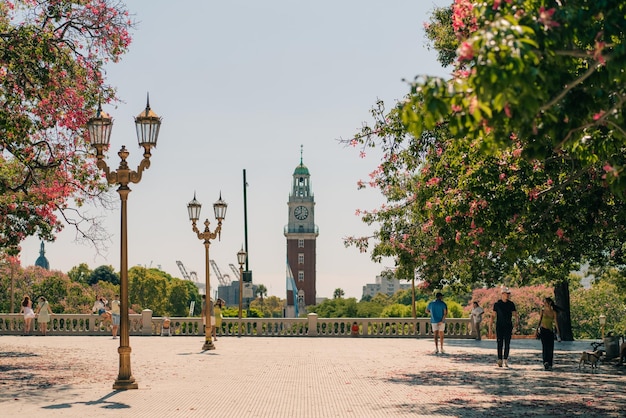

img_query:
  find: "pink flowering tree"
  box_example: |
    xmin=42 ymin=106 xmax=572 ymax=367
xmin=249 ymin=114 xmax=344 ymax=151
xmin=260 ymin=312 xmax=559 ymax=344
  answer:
xmin=407 ymin=0 xmax=626 ymax=194
xmin=0 ymin=0 xmax=133 ymax=260
xmin=343 ymin=1 xmax=626 ymax=340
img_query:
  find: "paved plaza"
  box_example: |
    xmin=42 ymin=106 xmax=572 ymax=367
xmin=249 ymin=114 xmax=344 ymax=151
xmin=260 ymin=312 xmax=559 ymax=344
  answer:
xmin=1 ymin=335 xmax=625 ymax=417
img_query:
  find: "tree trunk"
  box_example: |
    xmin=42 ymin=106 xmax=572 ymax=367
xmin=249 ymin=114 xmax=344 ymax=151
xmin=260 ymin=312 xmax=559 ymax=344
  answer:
xmin=554 ymin=280 xmax=573 ymax=341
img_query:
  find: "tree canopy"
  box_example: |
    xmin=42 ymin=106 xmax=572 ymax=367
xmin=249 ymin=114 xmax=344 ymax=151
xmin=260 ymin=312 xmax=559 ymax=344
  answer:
xmin=0 ymin=0 xmax=134 ymax=259
xmin=346 ymin=1 xmax=626 ymax=292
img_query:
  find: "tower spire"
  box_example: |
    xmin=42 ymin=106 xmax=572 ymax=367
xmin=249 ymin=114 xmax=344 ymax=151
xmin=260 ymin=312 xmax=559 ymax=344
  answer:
xmin=300 ymin=144 xmax=303 ymax=165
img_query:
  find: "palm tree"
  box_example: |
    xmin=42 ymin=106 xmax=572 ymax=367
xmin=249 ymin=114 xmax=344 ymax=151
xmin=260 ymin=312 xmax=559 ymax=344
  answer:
xmin=255 ymin=284 xmax=268 ymax=302
xmin=333 ymin=288 xmax=345 ymax=299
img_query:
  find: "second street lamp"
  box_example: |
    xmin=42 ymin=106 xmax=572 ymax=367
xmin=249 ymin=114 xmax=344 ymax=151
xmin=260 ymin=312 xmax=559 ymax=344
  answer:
xmin=237 ymin=247 xmax=247 ymax=336
xmin=86 ymin=96 xmax=162 ymax=390
xmin=187 ymin=193 xmax=227 ymax=351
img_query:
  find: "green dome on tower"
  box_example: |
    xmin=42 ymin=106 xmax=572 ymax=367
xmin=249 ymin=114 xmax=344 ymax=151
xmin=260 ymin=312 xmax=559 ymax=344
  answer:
xmin=293 ymin=144 xmax=309 ymax=176
xmin=293 ymin=163 xmax=309 ymax=176
xmin=35 ymin=241 xmax=50 ymax=270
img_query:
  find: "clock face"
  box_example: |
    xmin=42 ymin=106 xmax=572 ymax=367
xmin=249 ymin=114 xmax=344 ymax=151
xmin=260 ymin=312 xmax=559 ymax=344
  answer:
xmin=294 ymin=206 xmax=309 ymax=220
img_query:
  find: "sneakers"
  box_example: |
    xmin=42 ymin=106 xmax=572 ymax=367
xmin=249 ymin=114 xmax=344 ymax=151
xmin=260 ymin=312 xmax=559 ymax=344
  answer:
xmin=440 ymin=349 xmax=446 ymax=354
xmin=434 ymin=349 xmax=439 ymax=355
xmin=497 ymin=359 xmax=503 ymax=367
xmin=544 ymin=362 xmax=552 ymax=371
xmin=503 ymin=359 xmax=509 ymax=368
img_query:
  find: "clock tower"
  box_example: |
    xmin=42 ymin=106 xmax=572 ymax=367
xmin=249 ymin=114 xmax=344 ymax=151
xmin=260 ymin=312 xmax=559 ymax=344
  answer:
xmin=285 ymin=147 xmax=318 ymax=310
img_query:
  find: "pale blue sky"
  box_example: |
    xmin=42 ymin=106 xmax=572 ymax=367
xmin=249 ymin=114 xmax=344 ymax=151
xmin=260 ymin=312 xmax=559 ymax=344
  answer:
xmin=22 ymin=1 xmax=450 ymax=299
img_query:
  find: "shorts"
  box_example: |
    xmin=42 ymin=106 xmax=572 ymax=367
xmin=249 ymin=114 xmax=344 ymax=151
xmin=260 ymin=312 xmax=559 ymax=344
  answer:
xmin=98 ymin=308 xmax=106 ymax=315
xmin=111 ymin=313 xmax=120 ymax=325
xmin=431 ymin=322 xmax=446 ymax=332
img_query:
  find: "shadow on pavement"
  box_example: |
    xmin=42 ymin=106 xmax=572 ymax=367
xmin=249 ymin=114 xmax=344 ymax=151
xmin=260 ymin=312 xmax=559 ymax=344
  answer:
xmin=383 ymin=350 xmax=626 ymax=418
xmin=42 ymin=391 xmax=129 ymax=410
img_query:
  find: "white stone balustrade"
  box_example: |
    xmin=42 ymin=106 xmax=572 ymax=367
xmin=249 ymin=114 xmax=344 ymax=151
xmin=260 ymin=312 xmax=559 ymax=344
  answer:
xmin=0 ymin=312 xmax=473 ymax=338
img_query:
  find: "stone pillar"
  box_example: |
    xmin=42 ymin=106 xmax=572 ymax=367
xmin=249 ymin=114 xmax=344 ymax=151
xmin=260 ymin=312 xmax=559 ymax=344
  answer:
xmin=307 ymin=313 xmax=318 ymax=336
xmin=141 ymin=309 xmax=153 ymax=336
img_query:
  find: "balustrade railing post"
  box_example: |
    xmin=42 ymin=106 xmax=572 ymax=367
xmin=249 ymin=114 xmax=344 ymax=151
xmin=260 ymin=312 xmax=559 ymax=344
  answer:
xmin=307 ymin=313 xmax=318 ymax=336
xmin=142 ymin=309 xmax=153 ymax=336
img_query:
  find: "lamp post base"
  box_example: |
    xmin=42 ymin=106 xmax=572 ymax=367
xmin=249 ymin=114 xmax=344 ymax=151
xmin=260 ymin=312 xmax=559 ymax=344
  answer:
xmin=202 ymin=339 xmax=216 ymax=351
xmin=113 ymin=378 xmax=138 ymax=390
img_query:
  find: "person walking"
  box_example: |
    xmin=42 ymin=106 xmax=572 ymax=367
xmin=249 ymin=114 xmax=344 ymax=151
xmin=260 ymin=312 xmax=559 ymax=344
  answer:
xmin=20 ymin=295 xmax=36 ymax=335
xmin=492 ymin=287 xmax=520 ymax=367
xmin=426 ymin=292 xmax=448 ymax=354
xmin=537 ymin=297 xmax=561 ymax=371
xmin=110 ymin=294 xmax=121 ymax=339
xmin=35 ymin=296 xmax=54 ymax=336
xmin=212 ymin=299 xmax=224 ymax=341
xmin=470 ymin=301 xmax=484 ymax=340
xmin=201 ymin=295 xmax=207 ymax=331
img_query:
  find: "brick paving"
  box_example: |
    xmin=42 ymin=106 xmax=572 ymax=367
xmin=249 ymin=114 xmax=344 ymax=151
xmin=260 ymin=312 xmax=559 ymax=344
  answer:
xmin=1 ymin=335 xmax=625 ymax=417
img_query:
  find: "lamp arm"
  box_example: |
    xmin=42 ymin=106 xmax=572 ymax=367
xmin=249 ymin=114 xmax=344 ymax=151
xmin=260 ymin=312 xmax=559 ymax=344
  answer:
xmin=95 ymin=159 xmax=112 ymax=180
xmin=93 ymin=145 xmax=114 ymax=182
xmin=191 ymin=221 xmax=201 ymax=236
xmin=129 ymin=151 xmax=152 ymax=184
xmin=215 ymin=222 xmax=223 ymax=241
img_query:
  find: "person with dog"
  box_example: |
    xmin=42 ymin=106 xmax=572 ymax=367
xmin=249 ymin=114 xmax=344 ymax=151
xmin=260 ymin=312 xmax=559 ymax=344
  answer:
xmin=538 ymin=297 xmax=561 ymax=371
xmin=492 ymin=287 xmax=520 ymax=367
xmin=426 ymin=292 xmax=448 ymax=354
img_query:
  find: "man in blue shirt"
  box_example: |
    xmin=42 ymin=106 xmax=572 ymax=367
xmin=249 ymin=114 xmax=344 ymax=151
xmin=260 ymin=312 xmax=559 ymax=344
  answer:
xmin=426 ymin=292 xmax=448 ymax=354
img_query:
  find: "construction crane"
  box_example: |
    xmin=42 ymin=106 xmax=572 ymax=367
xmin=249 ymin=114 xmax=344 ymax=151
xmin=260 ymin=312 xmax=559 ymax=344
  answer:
xmin=176 ymin=260 xmax=191 ymax=280
xmin=210 ymin=259 xmax=231 ymax=286
xmin=229 ymin=263 xmax=241 ymax=280
xmin=189 ymin=271 xmax=199 ymax=283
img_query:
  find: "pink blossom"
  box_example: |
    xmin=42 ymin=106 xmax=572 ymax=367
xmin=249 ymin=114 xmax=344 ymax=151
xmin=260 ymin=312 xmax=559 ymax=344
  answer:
xmin=593 ymin=111 xmax=605 ymax=121
xmin=556 ymin=228 xmax=564 ymax=239
xmin=445 ymin=215 xmax=452 ymax=223
xmin=538 ymin=7 xmax=560 ymax=31
xmin=457 ymin=42 xmax=474 ymax=61
xmin=426 ymin=177 xmax=441 ymax=187
xmin=593 ymin=32 xmax=606 ymax=65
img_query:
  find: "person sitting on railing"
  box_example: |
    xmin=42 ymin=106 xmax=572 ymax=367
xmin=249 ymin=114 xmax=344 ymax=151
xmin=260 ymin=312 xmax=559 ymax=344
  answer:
xmin=351 ymin=322 xmax=359 ymax=337
xmin=92 ymin=296 xmax=111 ymax=324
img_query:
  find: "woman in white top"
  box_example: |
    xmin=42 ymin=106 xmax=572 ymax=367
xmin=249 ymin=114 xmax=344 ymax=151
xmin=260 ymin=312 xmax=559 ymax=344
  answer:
xmin=20 ymin=295 xmax=36 ymax=335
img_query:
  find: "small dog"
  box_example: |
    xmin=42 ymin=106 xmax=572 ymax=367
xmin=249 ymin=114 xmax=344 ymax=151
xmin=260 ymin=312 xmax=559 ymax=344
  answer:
xmin=579 ymin=350 xmax=603 ymax=371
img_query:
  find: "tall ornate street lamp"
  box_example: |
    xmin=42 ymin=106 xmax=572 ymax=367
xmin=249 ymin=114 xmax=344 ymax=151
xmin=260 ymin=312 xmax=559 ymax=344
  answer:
xmin=87 ymin=96 xmax=162 ymax=390
xmin=237 ymin=247 xmax=247 ymax=327
xmin=187 ymin=193 xmax=227 ymax=351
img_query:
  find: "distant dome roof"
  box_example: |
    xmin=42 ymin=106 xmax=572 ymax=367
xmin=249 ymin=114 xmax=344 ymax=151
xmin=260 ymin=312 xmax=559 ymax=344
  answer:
xmin=35 ymin=241 xmax=50 ymax=270
xmin=294 ymin=163 xmax=309 ymax=176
